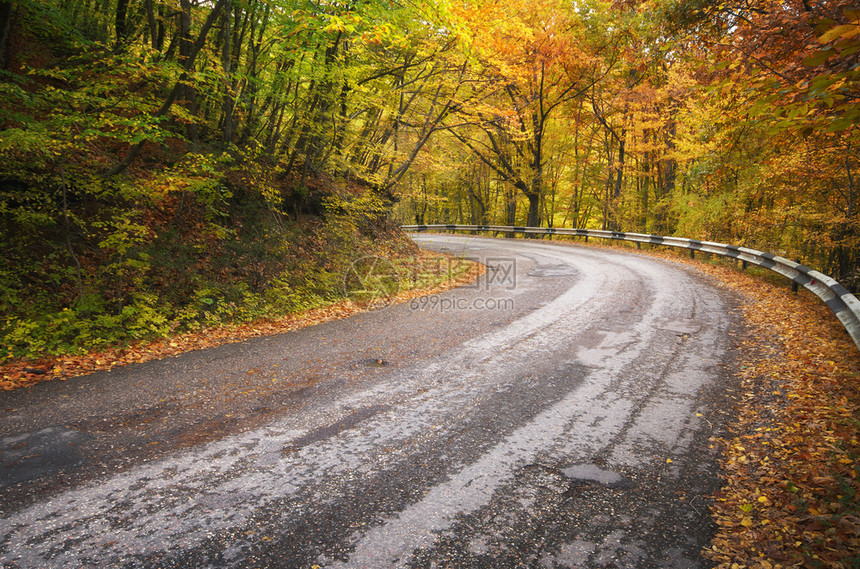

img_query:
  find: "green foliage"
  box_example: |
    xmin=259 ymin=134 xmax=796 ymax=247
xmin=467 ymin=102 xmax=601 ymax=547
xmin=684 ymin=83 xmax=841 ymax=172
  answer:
xmin=14 ymin=0 xmax=89 ymax=50
xmin=0 ymin=178 xmax=402 ymax=361
xmin=0 ymin=119 xmax=411 ymax=361
xmin=2 ymin=292 xmax=171 ymax=359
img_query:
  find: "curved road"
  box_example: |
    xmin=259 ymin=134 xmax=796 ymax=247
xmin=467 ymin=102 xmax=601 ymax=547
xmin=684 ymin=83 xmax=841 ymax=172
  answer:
xmin=0 ymin=236 xmax=740 ymax=568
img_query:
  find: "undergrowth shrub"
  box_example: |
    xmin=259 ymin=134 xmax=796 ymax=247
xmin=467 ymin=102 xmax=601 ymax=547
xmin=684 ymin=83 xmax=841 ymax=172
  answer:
xmin=0 ymin=156 xmax=412 ymax=362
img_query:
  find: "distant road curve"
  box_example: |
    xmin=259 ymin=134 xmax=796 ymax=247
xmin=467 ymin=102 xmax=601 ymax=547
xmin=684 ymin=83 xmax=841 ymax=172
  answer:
xmin=403 ymin=224 xmax=860 ymax=351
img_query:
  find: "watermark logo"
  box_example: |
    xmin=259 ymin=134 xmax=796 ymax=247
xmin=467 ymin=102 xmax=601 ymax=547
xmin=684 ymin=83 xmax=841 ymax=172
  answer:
xmin=436 ymin=257 xmax=516 ymax=291
xmin=343 ymin=254 xmax=517 ymax=310
xmin=409 ymin=295 xmax=515 ymax=313
xmin=342 ymin=255 xmax=400 ymax=309
xmin=484 ymin=258 xmax=517 ymax=290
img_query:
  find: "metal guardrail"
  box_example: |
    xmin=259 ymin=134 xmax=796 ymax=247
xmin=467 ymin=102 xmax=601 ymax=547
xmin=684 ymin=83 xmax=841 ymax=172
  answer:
xmin=402 ymin=224 xmax=860 ymax=351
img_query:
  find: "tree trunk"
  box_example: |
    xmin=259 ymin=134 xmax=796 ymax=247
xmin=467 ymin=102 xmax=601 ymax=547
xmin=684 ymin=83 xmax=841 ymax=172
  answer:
xmin=178 ymin=0 xmax=199 ymax=147
xmin=155 ymin=2 xmax=166 ymax=51
xmin=114 ymin=0 xmax=130 ymax=48
xmin=505 ymin=184 xmax=517 ymax=236
xmin=528 ymin=113 xmax=545 ymax=231
xmin=614 ymin=130 xmax=625 ymax=202
xmin=0 ymin=1 xmax=14 ymax=70
xmin=221 ymin=7 xmax=234 ymax=144
xmin=144 ymin=0 xmax=158 ymax=48
xmin=526 ymin=192 xmax=540 ymax=228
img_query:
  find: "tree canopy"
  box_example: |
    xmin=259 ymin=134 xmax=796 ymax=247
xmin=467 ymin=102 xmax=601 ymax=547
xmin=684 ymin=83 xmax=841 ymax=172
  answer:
xmin=0 ymin=0 xmax=857 ymax=358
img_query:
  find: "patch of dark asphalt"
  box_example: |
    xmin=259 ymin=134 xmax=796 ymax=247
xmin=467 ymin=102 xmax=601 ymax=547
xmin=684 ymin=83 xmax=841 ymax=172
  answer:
xmin=0 ymin=427 xmax=90 ymax=487
xmin=404 ymin=456 xmax=722 ymax=569
xmin=280 ymin=404 xmax=392 ymax=455
xmin=559 ymin=463 xmax=633 ymax=489
xmin=0 ymin=381 xmax=306 ymax=514
xmin=404 ymin=358 xmax=739 ymax=569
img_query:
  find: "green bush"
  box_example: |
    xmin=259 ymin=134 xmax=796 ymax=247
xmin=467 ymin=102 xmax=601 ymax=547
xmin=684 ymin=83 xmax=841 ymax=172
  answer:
xmin=0 ymin=142 xmax=415 ymax=363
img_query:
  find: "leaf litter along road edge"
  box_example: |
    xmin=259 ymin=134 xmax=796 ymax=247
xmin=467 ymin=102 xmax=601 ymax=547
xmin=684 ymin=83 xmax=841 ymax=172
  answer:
xmin=574 ymin=239 xmax=860 ymax=569
xmin=0 ymin=249 xmax=484 ymax=392
xmin=690 ymin=261 xmax=860 ymax=569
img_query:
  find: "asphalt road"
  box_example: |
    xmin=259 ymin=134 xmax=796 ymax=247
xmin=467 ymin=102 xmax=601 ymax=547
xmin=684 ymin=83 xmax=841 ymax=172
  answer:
xmin=0 ymin=235 xmax=742 ymax=568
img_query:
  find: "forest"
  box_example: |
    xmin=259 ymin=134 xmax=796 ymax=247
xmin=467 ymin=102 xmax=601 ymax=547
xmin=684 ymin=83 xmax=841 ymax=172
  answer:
xmin=0 ymin=0 xmax=857 ymax=359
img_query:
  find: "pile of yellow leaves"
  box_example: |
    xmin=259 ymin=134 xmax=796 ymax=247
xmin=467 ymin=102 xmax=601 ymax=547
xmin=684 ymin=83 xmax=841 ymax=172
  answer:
xmin=706 ymin=277 xmax=859 ymax=568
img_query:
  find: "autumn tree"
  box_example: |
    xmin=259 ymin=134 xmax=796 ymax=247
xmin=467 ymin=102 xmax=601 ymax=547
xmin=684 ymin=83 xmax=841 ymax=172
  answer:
xmin=443 ymin=0 xmax=619 ymax=228
xmin=658 ymin=0 xmax=859 ymax=281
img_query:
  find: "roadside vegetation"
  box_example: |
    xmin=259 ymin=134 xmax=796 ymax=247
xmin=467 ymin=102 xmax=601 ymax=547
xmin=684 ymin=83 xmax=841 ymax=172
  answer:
xmin=0 ymin=240 xmax=481 ymax=390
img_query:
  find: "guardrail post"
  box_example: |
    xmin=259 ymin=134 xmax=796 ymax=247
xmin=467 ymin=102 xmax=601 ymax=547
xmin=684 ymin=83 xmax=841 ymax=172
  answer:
xmin=792 ymin=259 xmax=800 ymax=293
